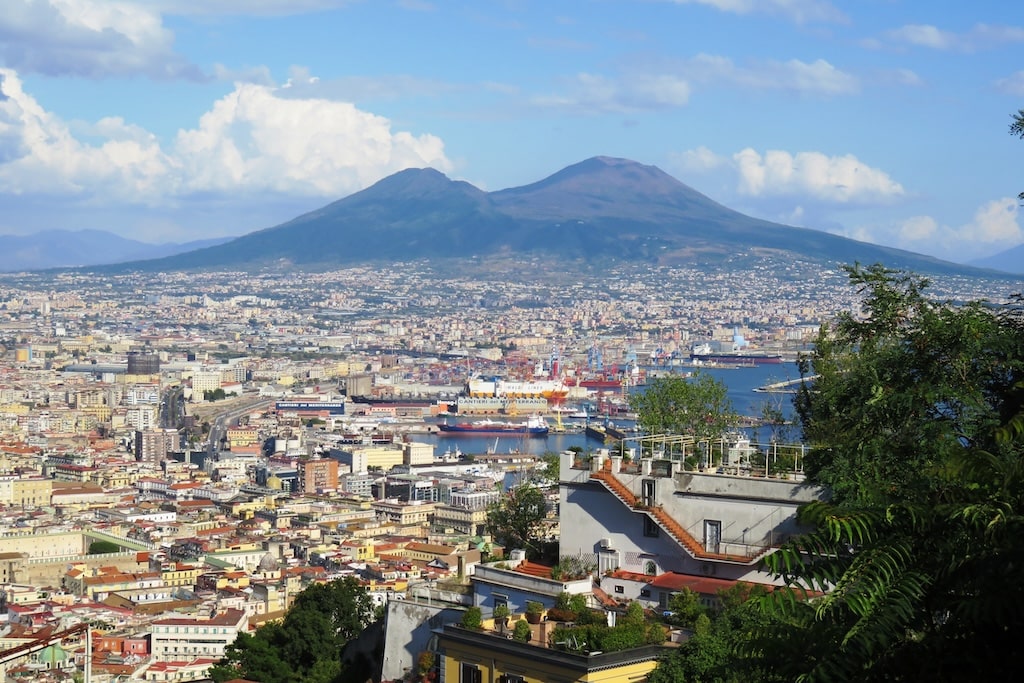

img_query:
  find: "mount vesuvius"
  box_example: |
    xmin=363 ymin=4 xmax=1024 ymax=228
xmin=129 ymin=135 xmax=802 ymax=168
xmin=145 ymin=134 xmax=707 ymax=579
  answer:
xmin=112 ymin=157 xmax=989 ymax=276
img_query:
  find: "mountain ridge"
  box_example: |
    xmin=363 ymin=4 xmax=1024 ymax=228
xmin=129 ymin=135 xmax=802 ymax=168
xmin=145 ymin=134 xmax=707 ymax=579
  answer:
xmin=0 ymin=230 xmax=232 ymax=272
xmin=88 ymin=157 xmax=1015 ymax=278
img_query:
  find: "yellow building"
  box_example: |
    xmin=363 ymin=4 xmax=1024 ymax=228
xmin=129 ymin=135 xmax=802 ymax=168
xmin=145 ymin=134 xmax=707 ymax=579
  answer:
xmin=160 ymin=562 xmax=203 ymax=588
xmin=11 ymin=477 xmax=52 ymax=508
xmin=437 ymin=621 xmax=665 ymax=683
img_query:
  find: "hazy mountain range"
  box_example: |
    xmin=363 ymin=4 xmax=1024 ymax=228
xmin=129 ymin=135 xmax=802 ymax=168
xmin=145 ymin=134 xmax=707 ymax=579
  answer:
xmin=969 ymin=243 xmax=1024 ymax=274
xmin=12 ymin=157 xmax=1023 ymax=277
xmin=0 ymin=230 xmax=231 ymax=272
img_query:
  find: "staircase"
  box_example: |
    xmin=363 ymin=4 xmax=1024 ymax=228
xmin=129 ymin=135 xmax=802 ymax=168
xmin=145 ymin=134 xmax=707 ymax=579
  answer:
xmin=589 ymin=468 xmax=768 ymax=564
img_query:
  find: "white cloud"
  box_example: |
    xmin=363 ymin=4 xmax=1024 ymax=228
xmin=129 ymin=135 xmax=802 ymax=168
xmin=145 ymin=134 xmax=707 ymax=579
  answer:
xmin=671 ymin=146 xmax=729 ymax=173
xmin=732 ymin=148 xmax=904 ymax=203
xmin=671 ymin=145 xmax=904 ymax=207
xmin=996 ymin=70 xmax=1024 ymax=96
xmin=154 ymin=1 xmax=356 ymax=16
xmin=532 ymin=55 xmax=856 ymax=114
xmin=851 ymin=198 xmax=1023 ymax=262
xmin=666 ymin=0 xmax=846 ymax=24
xmin=0 ymin=67 xmax=452 ymax=208
xmin=886 ymin=24 xmax=955 ymax=50
xmin=0 ymin=0 xmax=200 ymax=79
xmin=0 ymin=68 xmax=172 ymax=199
xmin=533 ymin=72 xmax=691 ymax=113
xmin=686 ymin=54 xmax=859 ymax=95
xmin=174 ymin=81 xmax=451 ymax=196
xmin=882 ymin=23 xmax=1024 ymax=52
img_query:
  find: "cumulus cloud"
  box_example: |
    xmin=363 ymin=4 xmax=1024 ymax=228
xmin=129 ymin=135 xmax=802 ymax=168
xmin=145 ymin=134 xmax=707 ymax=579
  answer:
xmin=0 ymin=67 xmax=452 ymax=207
xmin=671 ymin=146 xmax=729 ymax=173
xmin=670 ymin=145 xmax=904 ymax=207
xmin=732 ymin=148 xmax=904 ymax=203
xmin=0 ymin=0 xmax=200 ymax=79
xmin=174 ymin=81 xmax=451 ymax=196
xmin=850 ymin=198 xmax=1023 ymax=262
xmin=666 ymin=0 xmax=846 ymax=24
xmin=881 ymin=22 xmax=1024 ymax=52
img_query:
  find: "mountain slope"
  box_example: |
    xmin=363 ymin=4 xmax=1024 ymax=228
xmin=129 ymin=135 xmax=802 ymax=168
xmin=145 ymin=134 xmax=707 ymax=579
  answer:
xmin=107 ymin=157 xmax=999 ymax=277
xmin=968 ymin=243 xmax=1024 ymax=275
xmin=0 ymin=230 xmax=231 ymax=272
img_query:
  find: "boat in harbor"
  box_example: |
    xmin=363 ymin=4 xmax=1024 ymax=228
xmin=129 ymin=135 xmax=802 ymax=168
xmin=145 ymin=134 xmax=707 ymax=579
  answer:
xmin=438 ymin=414 xmax=549 ymax=437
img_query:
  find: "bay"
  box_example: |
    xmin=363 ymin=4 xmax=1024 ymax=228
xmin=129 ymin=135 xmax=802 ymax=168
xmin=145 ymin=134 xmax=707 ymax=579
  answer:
xmin=413 ymin=362 xmax=804 ymax=456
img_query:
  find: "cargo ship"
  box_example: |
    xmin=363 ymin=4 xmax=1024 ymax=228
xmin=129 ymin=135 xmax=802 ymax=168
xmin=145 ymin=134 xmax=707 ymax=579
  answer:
xmin=689 ymin=352 xmax=785 ymax=365
xmin=689 ymin=342 xmax=785 ymax=366
xmin=438 ymin=414 xmax=549 ymax=437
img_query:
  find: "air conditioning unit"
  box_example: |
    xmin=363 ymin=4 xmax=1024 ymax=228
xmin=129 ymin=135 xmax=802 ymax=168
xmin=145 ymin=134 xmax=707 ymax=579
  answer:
xmin=700 ymin=563 xmax=716 ymax=576
xmin=599 ymin=538 xmax=612 ymax=549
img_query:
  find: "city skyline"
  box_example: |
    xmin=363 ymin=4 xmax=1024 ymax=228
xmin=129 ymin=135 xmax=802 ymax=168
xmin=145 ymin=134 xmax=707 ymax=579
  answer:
xmin=0 ymin=1 xmax=1022 ymax=264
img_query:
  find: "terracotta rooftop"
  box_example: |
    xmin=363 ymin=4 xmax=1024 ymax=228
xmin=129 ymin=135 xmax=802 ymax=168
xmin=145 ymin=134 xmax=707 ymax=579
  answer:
xmin=514 ymin=560 xmax=555 ymax=579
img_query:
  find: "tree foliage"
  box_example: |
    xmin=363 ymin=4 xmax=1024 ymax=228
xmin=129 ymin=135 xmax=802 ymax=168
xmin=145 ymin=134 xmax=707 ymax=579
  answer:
xmin=749 ymin=264 xmax=1024 ymax=682
xmin=649 ymin=585 xmax=782 ymax=683
xmin=486 ymin=483 xmax=547 ymax=558
xmin=87 ymin=540 xmax=121 ymax=555
xmin=208 ymin=577 xmax=377 ymax=683
xmin=1012 ymin=108 xmax=1024 ymax=200
xmin=629 ymin=372 xmax=738 ymax=444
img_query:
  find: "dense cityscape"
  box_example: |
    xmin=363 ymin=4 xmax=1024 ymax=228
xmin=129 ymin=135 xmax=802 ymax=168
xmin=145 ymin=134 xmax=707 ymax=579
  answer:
xmin=0 ymin=260 xmax=1019 ymax=682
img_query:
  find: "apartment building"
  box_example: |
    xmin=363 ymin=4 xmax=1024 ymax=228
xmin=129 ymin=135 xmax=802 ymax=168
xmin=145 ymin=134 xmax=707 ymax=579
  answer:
xmin=150 ymin=608 xmax=248 ymax=662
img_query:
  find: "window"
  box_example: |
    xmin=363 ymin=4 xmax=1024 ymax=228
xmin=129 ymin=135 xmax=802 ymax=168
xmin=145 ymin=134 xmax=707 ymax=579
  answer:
xmin=614 ymin=585 xmax=624 ymax=594
xmin=644 ymin=560 xmax=657 ymax=576
xmin=500 ymin=676 xmax=525 ymax=683
xmin=640 ymin=588 xmax=651 ymax=597
xmin=643 ymin=516 xmax=659 ymax=537
xmin=460 ymin=662 xmax=482 ymax=683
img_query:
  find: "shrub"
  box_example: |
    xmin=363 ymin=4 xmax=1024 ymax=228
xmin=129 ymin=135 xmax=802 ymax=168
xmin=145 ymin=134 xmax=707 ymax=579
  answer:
xmin=526 ymin=600 xmax=543 ymax=616
xmin=513 ymin=619 xmax=532 ymax=642
xmin=461 ymin=606 xmax=482 ymax=630
xmin=493 ymin=604 xmax=510 ymax=620
xmin=546 ymin=607 xmax=577 ymax=622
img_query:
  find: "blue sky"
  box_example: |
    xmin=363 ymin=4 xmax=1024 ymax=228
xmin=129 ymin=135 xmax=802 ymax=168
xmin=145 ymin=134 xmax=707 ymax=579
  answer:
xmin=0 ymin=1 xmax=1022 ymax=264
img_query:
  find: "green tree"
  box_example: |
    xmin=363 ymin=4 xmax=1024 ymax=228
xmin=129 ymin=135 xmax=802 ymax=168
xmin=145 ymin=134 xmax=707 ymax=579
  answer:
xmin=750 ymin=265 xmax=1024 ymax=682
xmin=209 ymin=577 xmax=376 ymax=683
xmin=650 ymin=585 xmax=781 ymax=683
xmin=208 ymin=627 xmax=292 ymax=683
xmin=87 ymin=540 xmax=120 ymax=554
xmin=629 ymin=372 xmax=738 ymax=446
xmin=203 ymin=388 xmax=227 ymax=402
xmin=1012 ymin=108 xmax=1024 ymax=200
xmin=289 ymin=576 xmax=376 ymax=644
xmin=537 ymin=451 xmax=561 ymax=480
xmin=666 ymin=586 xmax=706 ymax=628
xmin=486 ymin=483 xmax=547 ymax=558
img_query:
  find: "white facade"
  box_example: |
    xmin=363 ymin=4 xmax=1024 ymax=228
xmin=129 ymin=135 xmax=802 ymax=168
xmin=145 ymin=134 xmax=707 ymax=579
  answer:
xmin=558 ymin=450 xmax=825 ymax=583
xmin=126 ymin=405 xmax=157 ymax=430
xmin=150 ymin=609 xmax=247 ymax=662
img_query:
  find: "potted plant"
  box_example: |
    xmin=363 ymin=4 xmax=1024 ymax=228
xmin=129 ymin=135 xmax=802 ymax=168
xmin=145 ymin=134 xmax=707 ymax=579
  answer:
xmin=493 ymin=603 xmax=510 ymax=628
xmin=547 ymin=592 xmax=577 ymax=622
xmin=513 ymin=618 xmax=532 ymax=642
xmin=525 ymin=600 xmax=543 ymax=624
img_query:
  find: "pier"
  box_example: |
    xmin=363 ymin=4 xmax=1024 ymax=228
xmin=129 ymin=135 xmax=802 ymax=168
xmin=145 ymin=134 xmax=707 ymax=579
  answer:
xmin=754 ymin=376 xmax=816 ymax=393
